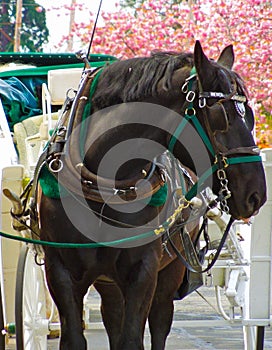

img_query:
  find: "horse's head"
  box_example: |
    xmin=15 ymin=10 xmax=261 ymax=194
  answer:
xmin=70 ymin=42 xmax=266 ymax=221
xmin=186 ymin=41 xmax=266 ymax=219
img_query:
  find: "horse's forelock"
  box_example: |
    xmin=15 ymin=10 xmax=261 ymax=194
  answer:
xmin=233 ymin=71 xmax=249 ymax=99
xmin=212 ymin=62 xmax=248 ymax=98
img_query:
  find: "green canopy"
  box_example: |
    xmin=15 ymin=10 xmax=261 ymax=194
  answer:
xmin=0 ymin=52 xmax=117 ymax=130
xmin=0 ymin=52 xmax=116 ymax=67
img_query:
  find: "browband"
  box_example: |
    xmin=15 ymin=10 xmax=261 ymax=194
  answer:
xmin=199 ymin=91 xmax=246 ymax=103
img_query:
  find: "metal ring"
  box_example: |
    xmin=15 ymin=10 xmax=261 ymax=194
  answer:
xmin=48 ymin=158 xmax=63 ymax=173
xmin=217 ymin=169 xmax=226 ymax=180
xmin=186 ymin=90 xmax=196 ymax=102
xmin=181 ymin=81 xmax=188 ymax=93
xmin=185 ymin=107 xmax=196 ymax=117
xmin=57 ymin=126 xmax=67 ymax=136
xmin=199 ymin=97 xmax=206 ymax=108
xmin=66 ymin=88 xmax=77 ymax=99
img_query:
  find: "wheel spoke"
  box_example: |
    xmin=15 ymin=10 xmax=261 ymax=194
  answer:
xmin=16 ymin=246 xmax=48 ymax=349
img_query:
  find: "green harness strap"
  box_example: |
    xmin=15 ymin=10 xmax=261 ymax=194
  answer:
xmin=185 ymin=155 xmax=262 ymax=201
xmin=168 ymin=67 xmax=214 ymax=156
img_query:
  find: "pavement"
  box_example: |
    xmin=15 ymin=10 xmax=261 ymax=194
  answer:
xmin=5 ymin=286 xmax=272 ymax=350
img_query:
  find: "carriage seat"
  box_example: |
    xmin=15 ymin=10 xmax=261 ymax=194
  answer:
xmin=47 ymin=67 xmax=83 ymax=105
xmin=13 ymin=113 xmax=58 ymax=177
xmin=13 ymin=68 xmax=83 ymax=177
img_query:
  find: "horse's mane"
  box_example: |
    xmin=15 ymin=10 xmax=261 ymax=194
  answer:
xmin=92 ymin=51 xmax=194 ymax=110
xmin=92 ymin=51 xmax=247 ymax=111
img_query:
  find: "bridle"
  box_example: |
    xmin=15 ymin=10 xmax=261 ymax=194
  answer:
xmin=168 ymin=67 xmax=262 ymax=214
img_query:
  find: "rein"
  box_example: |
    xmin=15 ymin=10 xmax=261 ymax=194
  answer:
xmin=1 ymin=176 xmax=200 ymax=248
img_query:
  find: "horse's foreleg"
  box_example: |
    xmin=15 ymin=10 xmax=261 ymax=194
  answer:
xmin=45 ymin=251 xmax=87 ymax=350
xmin=94 ymin=280 xmax=124 ymax=350
xmin=148 ymin=258 xmax=186 ymax=350
xmin=118 ymin=249 xmax=161 ymax=350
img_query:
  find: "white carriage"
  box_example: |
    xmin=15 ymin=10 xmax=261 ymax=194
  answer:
xmin=0 ymin=52 xmax=271 ymax=350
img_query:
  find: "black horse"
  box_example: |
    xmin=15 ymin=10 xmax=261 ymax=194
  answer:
xmin=37 ymin=41 xmax=266 ymax=349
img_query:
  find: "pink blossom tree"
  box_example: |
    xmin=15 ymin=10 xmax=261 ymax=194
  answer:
xmin=56 ymin=0 xmax=272 ymax=146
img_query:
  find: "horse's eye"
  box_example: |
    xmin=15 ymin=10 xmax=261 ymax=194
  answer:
xmin=207 ymin=102 xmax=228 ymax=133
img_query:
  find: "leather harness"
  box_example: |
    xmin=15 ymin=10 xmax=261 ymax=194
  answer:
xmin=42 ymin=68 xmax=165 ymax=204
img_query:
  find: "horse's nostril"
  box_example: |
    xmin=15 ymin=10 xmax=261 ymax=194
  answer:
xmin=248 ymin=192 xmax=261 ymax=211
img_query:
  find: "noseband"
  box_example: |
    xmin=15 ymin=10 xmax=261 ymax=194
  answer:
xmin=168 ymin=67 xmax=262 ymax=213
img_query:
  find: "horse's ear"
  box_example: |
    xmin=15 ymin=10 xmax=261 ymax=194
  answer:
xmin=194 ymin=40 xmax=214 ymax=89
xmin=217 ymin=45 xmax=234 ymax=69
xmin=194 ymin=40 xmax=210 ymax=72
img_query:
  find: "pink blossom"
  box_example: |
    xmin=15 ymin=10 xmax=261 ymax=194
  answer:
xmin=54 ymin=0 xmax=271 ymax=133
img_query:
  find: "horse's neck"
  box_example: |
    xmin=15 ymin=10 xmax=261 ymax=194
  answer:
xmin=83 ymin=66 xmax=191 ymax=179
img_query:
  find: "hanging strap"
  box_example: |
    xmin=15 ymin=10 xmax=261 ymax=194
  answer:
xmin=168 ymin=216 xmax=235 ymax=274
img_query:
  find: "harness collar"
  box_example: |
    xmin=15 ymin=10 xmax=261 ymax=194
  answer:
xmin=44 ymin=68 xmax=166 ymax=205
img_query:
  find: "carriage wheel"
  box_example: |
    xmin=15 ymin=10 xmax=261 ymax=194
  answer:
xmin=15 ymin=245 xmax=48 ymax=350
xmin=0 ymin=283 xmax=5 ymax=349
